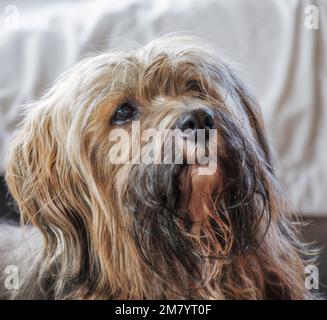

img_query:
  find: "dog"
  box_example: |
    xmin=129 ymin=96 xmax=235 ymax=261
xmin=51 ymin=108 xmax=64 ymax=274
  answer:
xmin=0 ymin=35 xmax=315 ymax=299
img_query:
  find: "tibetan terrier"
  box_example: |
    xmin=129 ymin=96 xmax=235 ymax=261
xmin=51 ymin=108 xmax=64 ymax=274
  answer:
xmin=0 ymin=35 xmax=315 ymax=299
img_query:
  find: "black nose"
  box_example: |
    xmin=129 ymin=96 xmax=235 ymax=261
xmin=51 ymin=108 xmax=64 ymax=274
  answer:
xmin=176 ymin=108 xmax=216 ymax=133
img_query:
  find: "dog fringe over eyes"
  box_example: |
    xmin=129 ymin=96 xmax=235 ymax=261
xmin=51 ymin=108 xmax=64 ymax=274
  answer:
xmin=3 ymin=35 xmax=317 ymax=300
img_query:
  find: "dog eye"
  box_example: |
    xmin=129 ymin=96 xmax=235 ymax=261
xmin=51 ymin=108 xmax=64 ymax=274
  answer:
xmin=186 ymin=80 xmax=204 ymax=95
xmin=111 ymin=102 xmax=138 ymax=125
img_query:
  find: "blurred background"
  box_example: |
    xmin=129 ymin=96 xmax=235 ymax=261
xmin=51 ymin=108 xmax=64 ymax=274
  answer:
xmin=0 ymin=0 xmax=326 ymax=295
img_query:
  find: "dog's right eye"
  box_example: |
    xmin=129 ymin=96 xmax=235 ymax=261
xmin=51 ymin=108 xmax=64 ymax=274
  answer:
xmin=186 ymin=80 xmax=202 ymax=92
xmin=111 ymin=102 xmax=138 ymax=125
xmin=186 ymin=79 xmax=206 ymax=98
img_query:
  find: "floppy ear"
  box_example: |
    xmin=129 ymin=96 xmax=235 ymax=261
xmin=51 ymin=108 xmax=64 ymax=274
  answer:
xmin=230 ymin=72 xmax=273 ymax=168
xmin=5 ymin=102 xmax=97 ymax=297
xmin=215 ymin=63 xmax=273 ymax=168
xmin=208 ymin=60 xmax=314 ymax=299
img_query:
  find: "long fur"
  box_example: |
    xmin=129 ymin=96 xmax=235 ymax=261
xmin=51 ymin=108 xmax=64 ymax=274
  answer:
xmin=0 ymin=35 xmax=316 ymax=299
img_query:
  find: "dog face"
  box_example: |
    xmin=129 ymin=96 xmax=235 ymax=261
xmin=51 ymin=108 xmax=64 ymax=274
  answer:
xmin=5 ymin=36 xmax=311 ymax=299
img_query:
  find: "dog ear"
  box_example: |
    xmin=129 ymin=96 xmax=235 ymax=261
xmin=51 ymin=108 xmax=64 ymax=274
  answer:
xmin=233 ymin=74 xmax=273 ymax=168
xmin=218 ymin=65 xmax=273 ymax=169
xmin=211 ymin=62 xmax=313 ymax=299
xmin=5 ymin=102 xmax=96 ymax=296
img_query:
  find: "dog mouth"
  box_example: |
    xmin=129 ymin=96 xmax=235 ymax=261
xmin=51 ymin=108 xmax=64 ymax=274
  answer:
xmin=124 ymin=160 xmax=220 ymax=223
xmin=123 ymin=129 xmax=221 ymax=226
xmin=178 ymin=164 xmax=221 ymax=223
xmin=124 ymin=159 xmax=227 ymax=254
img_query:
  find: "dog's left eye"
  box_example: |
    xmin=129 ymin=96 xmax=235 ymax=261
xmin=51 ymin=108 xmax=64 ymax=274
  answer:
xmin=111 ymin=102 xmax=138 ymax=125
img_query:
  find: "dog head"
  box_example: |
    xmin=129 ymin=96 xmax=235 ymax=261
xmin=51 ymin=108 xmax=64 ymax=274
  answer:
xmin=5 ymin=35 xmax=311 ymax=299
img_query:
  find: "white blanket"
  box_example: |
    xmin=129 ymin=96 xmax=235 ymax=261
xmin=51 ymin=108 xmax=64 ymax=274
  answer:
xmin=0 ymin=0 xmax=326 ymax=216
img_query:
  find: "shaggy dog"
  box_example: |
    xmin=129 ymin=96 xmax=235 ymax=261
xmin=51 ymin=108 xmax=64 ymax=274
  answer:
xmin=0 ymin=35 xmax=315 ymax=299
